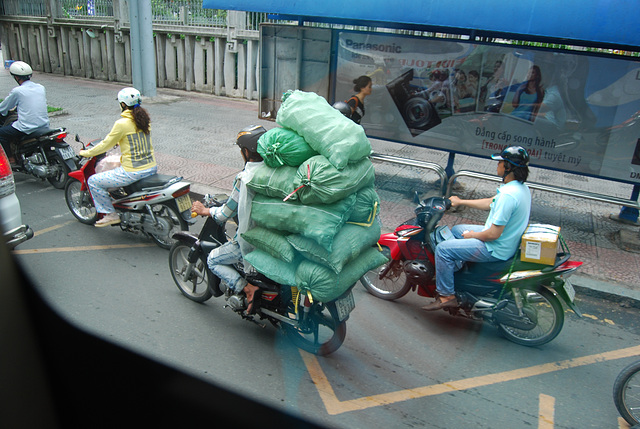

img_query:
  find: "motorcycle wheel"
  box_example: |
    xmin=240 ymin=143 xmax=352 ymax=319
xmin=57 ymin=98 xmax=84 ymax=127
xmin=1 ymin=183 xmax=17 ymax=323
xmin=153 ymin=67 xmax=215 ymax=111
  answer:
xmin=497 ymin=286 xmax=564 ymax=347
xmin=283 ymin=301 xmax=346 ymax=356
xmin=360 ymin=248 xmax=411 ymax=300
xmin=614 ymin=360 xmax=640 ymax=427
xmin=169 ymin=242 xmax=216 ymax=302
xmin=148 ymin=203 xmax=188 ymax=249
xmin=65 ymin=179 xmax=98 ymax=224
xmin=47 ymin=156 xmax=72 ymax=189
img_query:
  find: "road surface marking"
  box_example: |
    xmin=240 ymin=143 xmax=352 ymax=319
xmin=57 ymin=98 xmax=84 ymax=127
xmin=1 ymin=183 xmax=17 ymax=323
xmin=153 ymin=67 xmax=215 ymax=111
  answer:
xmin=32 ymin=220 xmax=76 ymax=237
xmin=300 ymin=344 xmax=640 ymax=415
xmin=539 ymin=394 xmax=555 ymax=428
xmin=13 ymin=243 xmax=155 ymax=254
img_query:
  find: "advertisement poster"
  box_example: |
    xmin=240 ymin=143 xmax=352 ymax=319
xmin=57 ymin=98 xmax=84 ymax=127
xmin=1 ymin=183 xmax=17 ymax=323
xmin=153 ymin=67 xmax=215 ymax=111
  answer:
xmin=335 ymin=32 xmax=640 ymax=184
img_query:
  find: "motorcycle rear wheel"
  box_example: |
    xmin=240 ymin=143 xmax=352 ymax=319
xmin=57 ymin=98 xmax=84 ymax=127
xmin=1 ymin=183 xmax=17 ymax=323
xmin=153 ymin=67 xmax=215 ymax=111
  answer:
xmin=169 ymin=242 xmax=216 ymax=302
xmin=614 ymin=360 xmax=640 ymax=427
xmin=148 ymin=203 xmax=188 ymax=249
xmin=360 ymin=251 xmax=411 ymax=300
xmin=497 ymin=286 xmax=564 ymax=347
xmin=283 ymin=302 xmax=346 ymax=356
xmin=65 ymin=179 xmax=98 ymax=224
xmin=47 ymin=156 xmax=72 ymax=189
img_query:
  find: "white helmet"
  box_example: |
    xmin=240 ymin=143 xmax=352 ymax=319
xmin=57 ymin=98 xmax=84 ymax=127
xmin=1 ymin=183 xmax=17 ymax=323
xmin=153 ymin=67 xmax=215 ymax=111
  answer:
xmin=117 ymin=87 xmax=142 ymax=107
xmin=9 ymin=61 xmax=32 ymax=78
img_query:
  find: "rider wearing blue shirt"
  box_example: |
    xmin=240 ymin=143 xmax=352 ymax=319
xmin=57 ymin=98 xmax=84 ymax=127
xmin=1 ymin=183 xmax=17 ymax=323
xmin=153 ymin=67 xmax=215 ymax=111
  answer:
xmin=0 ymin=61 xmax=50 ymax=159
xmin=423 ymin=146 xmax=531 ymax=311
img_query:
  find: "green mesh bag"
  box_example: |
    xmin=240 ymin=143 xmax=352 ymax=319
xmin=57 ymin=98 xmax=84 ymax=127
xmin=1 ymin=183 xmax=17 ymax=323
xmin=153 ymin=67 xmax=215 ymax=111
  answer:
xmin=244 ymin=250 xmax=300 ymax=286
xmin=241 ymin=227 xmax=297 ymax=263
xmin=348 ymin=186 xmax=381 ymax=225
xmin=257 ymin=127 xmax=319 ymax=168
xmin=275 ymin=90 xmax=372 ymax=170
xmin=295 ymin=247 xmax=389 ymax=302
xmin=294 ymin=155 xmax=376 ymax=205
xmin=250 ymin=193 xmax=356 ymax=252
xmin=287 ymin=220 xmax=381 ymax=274
xmin=246 ymin=163 xmax=300 ymax=201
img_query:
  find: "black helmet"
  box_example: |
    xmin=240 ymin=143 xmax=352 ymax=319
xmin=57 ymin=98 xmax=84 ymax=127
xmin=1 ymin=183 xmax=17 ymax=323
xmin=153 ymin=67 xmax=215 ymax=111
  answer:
xmin=491 ymin=146 xmax=529 ymax=167
xmin=235 ymin=125 xmax=266 ymax=152
xmin=332 ymin=101 xmax=352 ymax=118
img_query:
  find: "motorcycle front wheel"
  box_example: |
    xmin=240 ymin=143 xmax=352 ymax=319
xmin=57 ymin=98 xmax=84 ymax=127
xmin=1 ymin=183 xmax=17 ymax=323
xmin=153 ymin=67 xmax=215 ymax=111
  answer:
xmin=360 ymin=249 xmax=411 ymax=300
xmin=47 ymin=156 xmax=72 ymax=189
xmin=169 ymin=242 xmax=216 ymax=302
xmin=148 ymin=202 xmax=188 ymax=249
xmin=65 ymin=179 xmax=98 ymax=224
xmin=283 ymin=301 xmax=346 ymax=356
xmin=614 ymin=360 xmax=640 ymax=426
xmin=497 ymin=286 xmax=564 ymax=347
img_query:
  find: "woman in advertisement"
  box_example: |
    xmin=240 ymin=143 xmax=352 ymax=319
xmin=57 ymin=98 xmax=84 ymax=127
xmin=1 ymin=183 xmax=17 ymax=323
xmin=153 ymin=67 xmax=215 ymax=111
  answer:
xmin=510 ymin=65 xmax=545 ymax=122
xmin=346 ymin=75 xmax=373 ymax=124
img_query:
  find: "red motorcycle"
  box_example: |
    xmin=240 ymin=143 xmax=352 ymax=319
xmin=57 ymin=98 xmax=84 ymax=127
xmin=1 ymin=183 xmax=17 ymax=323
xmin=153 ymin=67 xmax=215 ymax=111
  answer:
xmin=65 ymin=136 xmax=193 ymax=249
xmin=360 ymin=196 xmax=582 ymax=346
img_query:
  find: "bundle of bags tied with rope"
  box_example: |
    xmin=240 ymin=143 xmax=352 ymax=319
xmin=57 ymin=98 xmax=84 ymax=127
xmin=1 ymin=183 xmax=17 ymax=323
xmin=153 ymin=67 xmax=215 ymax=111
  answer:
xmin=242 ymin=90 xmax=388 ymax=302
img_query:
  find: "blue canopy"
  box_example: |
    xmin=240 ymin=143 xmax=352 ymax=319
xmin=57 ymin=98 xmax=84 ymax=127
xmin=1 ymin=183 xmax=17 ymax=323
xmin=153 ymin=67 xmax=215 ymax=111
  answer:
xmin=204 ymin=0 xmax=640 ymax=49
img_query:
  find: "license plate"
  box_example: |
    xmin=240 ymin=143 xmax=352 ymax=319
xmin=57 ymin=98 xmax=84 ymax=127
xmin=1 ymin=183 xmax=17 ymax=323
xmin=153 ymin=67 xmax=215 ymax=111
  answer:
xmin=563 ymin=280 xmax=575 ymax=302
xmin=59 ymin=146 xmax=76 ymax=160
xmin=335 ymin=291 xmax=355 ymax=322
xmin=176 ymin=194 xmax=192 ymax=213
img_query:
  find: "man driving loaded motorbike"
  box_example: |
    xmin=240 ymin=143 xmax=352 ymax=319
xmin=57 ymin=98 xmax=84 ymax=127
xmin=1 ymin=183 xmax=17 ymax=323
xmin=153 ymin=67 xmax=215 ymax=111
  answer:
xmin=423 ymin=146 xmax=532 ymax=311
xmin=190 ymin=125 xmax=265 ymax=314
xmin=0 ymin=61 xmax=50 ymax=162
xmin=79 ymin=87 xmax=158 ymax=227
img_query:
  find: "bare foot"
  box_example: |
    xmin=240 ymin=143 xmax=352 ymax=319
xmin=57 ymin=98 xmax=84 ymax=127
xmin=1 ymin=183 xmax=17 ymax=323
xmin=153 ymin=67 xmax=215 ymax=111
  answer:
xmin=243 ymin=283 xmax=259 ymax=314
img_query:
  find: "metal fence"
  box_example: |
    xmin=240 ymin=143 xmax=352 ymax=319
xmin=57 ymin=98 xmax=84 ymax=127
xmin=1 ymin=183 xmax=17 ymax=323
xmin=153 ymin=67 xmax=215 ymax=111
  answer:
xmin=0 ymin=0 xmax=47 ymax=17
xmin=0 ymin=0 xmax=272 ymax=30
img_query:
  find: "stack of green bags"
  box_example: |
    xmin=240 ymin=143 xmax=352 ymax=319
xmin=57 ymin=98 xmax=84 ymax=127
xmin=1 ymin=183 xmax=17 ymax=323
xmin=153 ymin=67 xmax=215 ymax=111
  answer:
xmin=242 ymin=90 xmax=388 ymax=302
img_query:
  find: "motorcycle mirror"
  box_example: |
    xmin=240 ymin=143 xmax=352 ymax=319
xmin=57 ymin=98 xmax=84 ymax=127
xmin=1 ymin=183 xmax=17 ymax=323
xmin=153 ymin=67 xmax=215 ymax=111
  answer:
xmin=413 ymin=191 xmax=420 ymax=204
xmin=75 ymin=134 xmax=80 ymax=142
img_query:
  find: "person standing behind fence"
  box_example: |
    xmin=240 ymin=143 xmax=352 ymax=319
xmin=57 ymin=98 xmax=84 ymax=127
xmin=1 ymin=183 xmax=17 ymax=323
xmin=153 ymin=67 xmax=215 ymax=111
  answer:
xmin=346 ymin=75 xmax=372 ymax=125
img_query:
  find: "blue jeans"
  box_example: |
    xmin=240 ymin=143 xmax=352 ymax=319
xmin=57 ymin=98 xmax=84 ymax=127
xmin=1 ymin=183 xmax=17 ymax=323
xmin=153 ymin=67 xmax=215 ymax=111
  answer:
xmin=435 ymin=224 xmax=501 ymax=296
xmin=207 ymin=240 xmax=247 ymax=294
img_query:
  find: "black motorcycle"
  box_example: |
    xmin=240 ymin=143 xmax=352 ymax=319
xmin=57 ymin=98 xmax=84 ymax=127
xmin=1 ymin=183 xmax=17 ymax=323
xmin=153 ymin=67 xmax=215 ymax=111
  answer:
xmin=2 ymin=109 xmax=78 ymax=189
xmin=168 ymin=195 xmax=356 ymax=356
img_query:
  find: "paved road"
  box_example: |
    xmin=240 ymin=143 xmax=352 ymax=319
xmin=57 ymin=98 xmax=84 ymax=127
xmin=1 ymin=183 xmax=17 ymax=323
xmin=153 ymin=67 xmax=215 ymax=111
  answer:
xmin=11 ymin=171 xmax=640 ymax=429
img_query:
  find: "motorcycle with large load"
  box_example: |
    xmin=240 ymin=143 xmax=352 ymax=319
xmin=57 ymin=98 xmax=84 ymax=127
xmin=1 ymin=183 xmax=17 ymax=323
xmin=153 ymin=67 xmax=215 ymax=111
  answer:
xmin=65 ymin=135 xmax=193 ymax=249
xmin=360 ymin=195 xmax=583 ymax=346
xmin=169 ymin=91 xmax=386 ymax=355
xmin=169 ymin=195 xmax=366 ymax=356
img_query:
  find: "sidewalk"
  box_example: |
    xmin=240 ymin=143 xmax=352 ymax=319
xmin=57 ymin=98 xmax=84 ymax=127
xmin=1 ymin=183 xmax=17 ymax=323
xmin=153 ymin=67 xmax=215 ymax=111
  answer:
xmin=3 ymin=67 xmax=640 ymax=307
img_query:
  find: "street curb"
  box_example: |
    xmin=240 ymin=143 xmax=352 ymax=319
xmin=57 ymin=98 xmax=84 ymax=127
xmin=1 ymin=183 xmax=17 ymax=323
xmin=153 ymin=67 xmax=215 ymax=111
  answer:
xmin=572 ymin=274 xmax=640 ymax=309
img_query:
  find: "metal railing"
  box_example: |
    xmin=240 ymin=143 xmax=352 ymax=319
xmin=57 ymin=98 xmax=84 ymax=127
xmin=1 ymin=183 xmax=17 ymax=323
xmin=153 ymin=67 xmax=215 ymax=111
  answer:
xmin=0 ymin=0 xmax=47 ymax=17
xmin=370 ymin=153 xmax=448 ymax=194
xmin=447 ymin=171 xmax=640 ymax=210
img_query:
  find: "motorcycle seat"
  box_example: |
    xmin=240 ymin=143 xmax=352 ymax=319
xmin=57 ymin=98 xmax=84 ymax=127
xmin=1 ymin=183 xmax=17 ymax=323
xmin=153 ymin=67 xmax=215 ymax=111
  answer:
xmin=124 ymin=174 xmax=181 ymax=193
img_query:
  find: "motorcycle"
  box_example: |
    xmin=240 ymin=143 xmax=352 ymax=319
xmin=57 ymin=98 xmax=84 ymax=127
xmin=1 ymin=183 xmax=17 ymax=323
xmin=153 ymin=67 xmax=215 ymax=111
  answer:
xmin=2 ymin=109 xmax=79 ymax=189
xmin=360 ymin=195 xmax=583 ymax=346
xmin=65 ymin=135 xmax=193 ymax=249
xmin=168 ymin=195 xmax=356 ymax=356
xmin=614 ymin=360 xmax=640 ymax=427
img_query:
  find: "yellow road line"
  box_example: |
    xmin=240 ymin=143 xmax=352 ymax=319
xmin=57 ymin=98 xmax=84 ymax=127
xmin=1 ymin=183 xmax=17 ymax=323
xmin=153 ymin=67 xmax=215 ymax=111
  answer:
xmin=13 ymin=243 xmax=155 ymax=254
xmin=33 ymin=220 xmax=76 ymax=237
xmin=300 ymin=344 xmax=640 ymax=415
xmin=539 ymin=394 xmax=555 ymax=428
